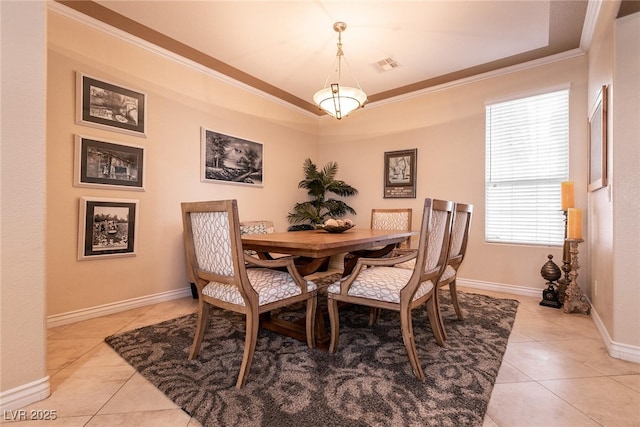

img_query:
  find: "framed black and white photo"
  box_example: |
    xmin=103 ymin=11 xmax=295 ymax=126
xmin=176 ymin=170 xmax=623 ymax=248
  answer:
xmin=384 ymin=149 xmax=417 ymax=198
xmin=74 ymin=135 xmax=145 ymax=191
xmin=588 ymin=85 xmax=608 ymax=192
xmin=78 ymin=197 xmax=139 ymax=260
xmin=76 ymin=72 xmax=146 ymax=137
xmin=201 ymin=128 xmax=264 ymax=187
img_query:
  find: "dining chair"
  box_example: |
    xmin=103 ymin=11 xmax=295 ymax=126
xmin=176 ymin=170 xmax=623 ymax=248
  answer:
xmin=343 ymin=208 xmax=412 ymax=273
xmin=239 ymin=220 xmax=275 ymax=259
xmin=327 ymin=199 xmax=455 ymax=381
xmin=396 ymin=202 xmax=473 ymax=338
xmin=181 ymin=200 xmax=317 ymax=388
xmin=438 ymin=203 xmax=473 ymax=320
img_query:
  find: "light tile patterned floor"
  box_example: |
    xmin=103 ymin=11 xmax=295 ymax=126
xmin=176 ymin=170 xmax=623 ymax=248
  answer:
xmin=8 ymin=281 xmax=640 ymax=426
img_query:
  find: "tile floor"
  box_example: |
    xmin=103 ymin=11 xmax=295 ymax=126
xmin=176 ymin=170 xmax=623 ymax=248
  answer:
xmin=7 ymin=279 xmax=640 ymax=426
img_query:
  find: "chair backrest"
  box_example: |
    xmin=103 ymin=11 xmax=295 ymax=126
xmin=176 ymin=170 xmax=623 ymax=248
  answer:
xmin=239 ymin=220 xmax=275 ymax=235
xmin=181 ymin=200 xmax=251 ymax=297
xmin=409 ymin=199 xmax=455 ymax=286
xmin=449 ymin=203 xmax=473 ymax=268
xmin=240 ymin=220 xmax=275 ymax=257
xmin=370 ymin=208 xmax=413 ymax=248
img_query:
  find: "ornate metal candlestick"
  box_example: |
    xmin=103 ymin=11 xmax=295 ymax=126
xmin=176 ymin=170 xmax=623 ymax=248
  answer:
xmin=562 ymin=238 xmax=591 ymax=314
xmin=556 ymin=210 xmax=570 ymax=304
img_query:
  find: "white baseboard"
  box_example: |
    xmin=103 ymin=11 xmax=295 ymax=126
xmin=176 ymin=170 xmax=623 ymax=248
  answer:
xmin=456 ymin=277 xmax=541 ymax=298
xmin=0 ymin=376 xmax=50 ymax=413
xmin=47 ymin=287 xmax=193 ymax=328
xmin=591 ymin=307 xmax=640 ymax=364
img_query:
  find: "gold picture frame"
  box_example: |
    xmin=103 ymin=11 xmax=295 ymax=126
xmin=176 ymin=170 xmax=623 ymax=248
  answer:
xmin=588 ymin=85 xmax=607 ymax=192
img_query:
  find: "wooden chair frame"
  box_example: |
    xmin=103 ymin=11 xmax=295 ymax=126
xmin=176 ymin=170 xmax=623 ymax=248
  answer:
xmin=343 ymin=208 xmax=413 ymax=273
xmin=370 ymin=208 xmax=413 ymax=249
xmin=181 ymin=200 xmax=317 ymax=388
xmin=436 ymin=202 xmax=473 ymax=337
xmin=327 ymin=199 xmax=454 ymax=381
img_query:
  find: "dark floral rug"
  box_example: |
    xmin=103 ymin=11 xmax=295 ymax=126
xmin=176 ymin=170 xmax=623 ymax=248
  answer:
xmin=106 ymin=274 xmax=518 ymax=427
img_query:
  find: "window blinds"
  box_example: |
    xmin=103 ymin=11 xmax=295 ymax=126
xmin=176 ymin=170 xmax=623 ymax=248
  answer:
xmin=485 ymin=89 xmax=569 ymax=245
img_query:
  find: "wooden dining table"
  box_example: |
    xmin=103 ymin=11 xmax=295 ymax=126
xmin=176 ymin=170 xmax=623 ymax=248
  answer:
xmin=242 ymin=227 xmax=417 ymax=347
xmin=242 ymin=227 xmax=416 ymax=270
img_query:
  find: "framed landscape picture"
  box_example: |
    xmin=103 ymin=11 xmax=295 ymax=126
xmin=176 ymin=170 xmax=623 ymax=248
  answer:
xmin=588 ymin=85 xmax=608 ymax=192
xmin=76 ymin=72 xmax=146 ymax=137
xmin=384 ymin=148 xmax=417 ymax=198
xmin=201 ymin=128 xmax=264 ymax=187
xmin=74 ymin=135 xmax=145 ymax=191
xmin=78 ymin=197 xmax=139 ymax=260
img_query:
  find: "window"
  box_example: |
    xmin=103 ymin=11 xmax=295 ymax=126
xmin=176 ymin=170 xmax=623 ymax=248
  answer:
xmin=485 ymin=89 xmax=569 ymax=245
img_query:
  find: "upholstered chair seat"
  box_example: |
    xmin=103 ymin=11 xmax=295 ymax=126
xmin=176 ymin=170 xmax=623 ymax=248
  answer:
xmin=202 ymin=268 xmax=316 ymax=306
xmin=327 ymin=268 xmax=433 ymax=304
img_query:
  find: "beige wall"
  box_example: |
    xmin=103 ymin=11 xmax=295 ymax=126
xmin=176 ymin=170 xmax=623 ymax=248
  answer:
xmin=47 ymin=6 xmax=594 ymax=322
xmin=0 ymin=0 xmax=49 ymax=406
xmin=47 ymin=10 xmax=319 ymax=316
xmin=587 ymin=0 xmax=617 ymax=344
xmin=587 ymin=4 xmax=640 ymax=352
xmin=317 ymin=56 xmax=588 ymax=290
xmin=612 ymin=12 xmax=640 ymax=349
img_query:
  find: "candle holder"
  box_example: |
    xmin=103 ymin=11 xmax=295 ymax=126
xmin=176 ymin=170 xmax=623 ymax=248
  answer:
xmin=562 ymin=238 xmax=591 ymax=315
xmin=539 ymin=254 xmax=562 ymax=308
xmin=556 ymin=210 xmax=570 ymax=304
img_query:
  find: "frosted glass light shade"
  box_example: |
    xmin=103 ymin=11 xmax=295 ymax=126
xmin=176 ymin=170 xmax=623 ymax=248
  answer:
xmin=313 ymin=84 xmax=367 ymax=119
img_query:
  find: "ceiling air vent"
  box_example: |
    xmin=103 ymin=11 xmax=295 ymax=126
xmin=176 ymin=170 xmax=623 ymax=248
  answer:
xmin=375 ymin=57 xmax=400 ymax=72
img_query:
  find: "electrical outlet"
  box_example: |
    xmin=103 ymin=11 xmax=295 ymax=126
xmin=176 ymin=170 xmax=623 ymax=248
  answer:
xmin=594 ymin=280 xmax=598 ymax=295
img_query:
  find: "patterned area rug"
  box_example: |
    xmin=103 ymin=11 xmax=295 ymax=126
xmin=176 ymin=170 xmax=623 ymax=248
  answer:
xmin=106 ymin=274 xmax=518 ymax=427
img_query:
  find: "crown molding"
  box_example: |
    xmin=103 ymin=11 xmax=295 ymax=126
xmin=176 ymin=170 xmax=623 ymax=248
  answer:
xmin=369 ymin=48 xmax=586 ymax=109
xmin=48 ymin=1 xmax=319 ymax=119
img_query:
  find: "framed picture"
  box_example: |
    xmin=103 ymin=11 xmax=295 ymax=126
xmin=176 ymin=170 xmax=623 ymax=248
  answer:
xmin=76 ymin=72 xmax=147 ymax=137
xmin=588 ymin=85 xmax=608 ymax=192
xmin=74 ymin=135 xmax=145 ymax=191
xmin=201 ymin=128 xmax=264 ymax=187
xmin=78 ymin=197 xmax=139 ymax=260
xmin=384 ymin=149 xmax=417 ymax=198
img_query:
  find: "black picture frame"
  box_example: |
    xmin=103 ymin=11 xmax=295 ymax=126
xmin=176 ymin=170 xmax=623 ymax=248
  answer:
xmin=78 ymin=197 xmax=139 ymax=260
xmin=76 ymin=72 xmax=147 ymax=137
xmin=384 ymin=149 xmax=417 ymax=198
xmin=201 ymin=128 xmax=264 ymax=187
xmin=74 ymin=135 xmax=145 ymax=191
xmin=588 ymin=85 xmax=608 ymax=192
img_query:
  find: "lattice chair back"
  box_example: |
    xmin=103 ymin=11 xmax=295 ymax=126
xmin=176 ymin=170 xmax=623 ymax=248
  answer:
xmin=371 ymin=208 xmax=412 ymax=248
xmin=239 ymin=220 xmax=275 ymax=258
xmin=448 ymin=204 xmax=473 ymax=267
xmin=191 ymin=210 xmax=235 ymax=277
xmin=406 ymin=199 xmax=455 ymax=294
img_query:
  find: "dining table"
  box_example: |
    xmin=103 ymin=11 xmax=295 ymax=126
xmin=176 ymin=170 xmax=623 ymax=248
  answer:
xmin=242 ymin=227 xmax=418 ymax=347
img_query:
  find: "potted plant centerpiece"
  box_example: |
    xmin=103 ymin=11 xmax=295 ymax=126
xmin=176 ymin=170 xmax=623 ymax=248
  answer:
xmin=287 ymin=158 xmax=358 ymax=228
xmin=287 ymin=158 xmax=358 ymax=274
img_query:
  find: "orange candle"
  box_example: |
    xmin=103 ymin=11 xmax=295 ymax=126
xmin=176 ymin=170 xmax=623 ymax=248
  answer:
xmin=561 ymin=181 xmax=575 ymax=211
xmin=567 ymin=208 xmax=582 ymax=239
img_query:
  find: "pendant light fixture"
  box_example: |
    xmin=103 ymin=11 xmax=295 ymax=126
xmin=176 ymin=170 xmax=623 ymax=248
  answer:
xmin=313 ymin=22 xmax=367 ymax=119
